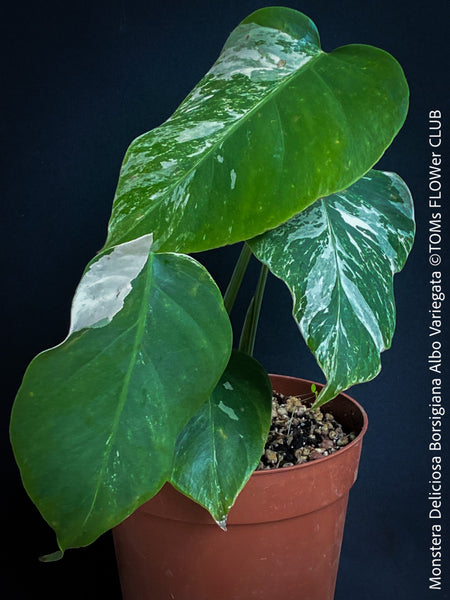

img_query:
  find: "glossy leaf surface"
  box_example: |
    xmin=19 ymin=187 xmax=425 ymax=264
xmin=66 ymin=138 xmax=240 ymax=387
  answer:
xmin=249 ymin=171 xmax=415 ymax=406
xmin=106 ymin=6 xmax=408 ymax=253
xmin=10 ymin=239 xmax=232 ymax=551
xmin=171 ymin=351 xmax=272 ymax=526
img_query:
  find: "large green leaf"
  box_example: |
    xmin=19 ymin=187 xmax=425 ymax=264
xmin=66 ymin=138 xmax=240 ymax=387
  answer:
xmin=10 ymin=236 xmax=232 ymax=552
xmin=170 ymin=350 xmax=272 ymax=527
xmin=105 ymin=7 xmax=408 ymax=253
xmin=249 ymin=170 xmax=415 ymax=406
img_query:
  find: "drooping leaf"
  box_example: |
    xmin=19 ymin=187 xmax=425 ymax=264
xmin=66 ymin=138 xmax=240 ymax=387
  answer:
xmin=170 ymin=350 xmax=272 ymax=526
xmin=249 ymin=170 xmax=415 ymax=406
xmin=105 ymin=6 xmax=408 ymax=254
xmin=10 ymin=236 xmax=232 ymax=552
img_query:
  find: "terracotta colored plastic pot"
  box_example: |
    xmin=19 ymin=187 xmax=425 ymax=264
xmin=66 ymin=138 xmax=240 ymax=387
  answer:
xmin=113 ymin=375 xmax=368 ymax=600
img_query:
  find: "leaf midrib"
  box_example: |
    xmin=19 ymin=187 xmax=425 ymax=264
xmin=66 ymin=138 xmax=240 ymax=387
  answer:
xmin=321 ymin=200 xmax=343 ymax=381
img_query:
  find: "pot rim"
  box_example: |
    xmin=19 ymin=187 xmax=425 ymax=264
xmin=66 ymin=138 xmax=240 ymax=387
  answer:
xmin=251 ymin=373 xmax=369 ymax=478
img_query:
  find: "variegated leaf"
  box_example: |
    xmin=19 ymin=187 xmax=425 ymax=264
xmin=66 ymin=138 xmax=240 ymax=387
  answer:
xmin=171 ymin=350 xmax=272 ymax=527
xmin=249 ymin=170 xmax=415 ymax=406
xmin=105 ymin=7 xmax=408 ymax=253
xmin=10 ymin=240 xmax=232 ymax=552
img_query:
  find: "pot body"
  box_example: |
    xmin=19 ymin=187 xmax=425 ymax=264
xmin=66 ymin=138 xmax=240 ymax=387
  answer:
xmin=113 ymin=375 xmax=368 ymax=600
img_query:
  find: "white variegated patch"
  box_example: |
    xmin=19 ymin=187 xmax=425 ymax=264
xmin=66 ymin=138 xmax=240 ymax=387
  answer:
xmin=218 ymin=401 xmax=239 ymax=421
xmin=301 ymin=240 xmax=336 ymax=325
xmin=175 ymin=120 xmax=226 ymax=143
xmin=209 ymin=23 xmax=319 ymax=83
xmin=69 ymin=234 xmax=153 ymax=334
xmin=230 ymin=169 xmax=237 ymax=190
xmin=339 ymin=270 xmax=384 ymax=350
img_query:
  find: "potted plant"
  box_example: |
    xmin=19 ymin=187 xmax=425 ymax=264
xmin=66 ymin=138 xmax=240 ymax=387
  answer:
xmin=10 ymin=6 xmax=414 ymax=600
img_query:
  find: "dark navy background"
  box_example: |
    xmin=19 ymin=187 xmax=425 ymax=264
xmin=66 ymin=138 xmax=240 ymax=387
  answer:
xmin=2 ymin=1 xmax=449 ymax=598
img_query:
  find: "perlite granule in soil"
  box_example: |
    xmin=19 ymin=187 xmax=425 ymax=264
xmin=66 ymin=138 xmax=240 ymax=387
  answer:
xmin=257 ymin=391 xmax=356 ymax=470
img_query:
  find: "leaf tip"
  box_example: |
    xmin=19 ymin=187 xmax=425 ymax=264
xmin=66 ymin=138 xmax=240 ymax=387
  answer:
xmin=39 ymin=549 xmax=65 ymax=563
xmin=215 ymin=516 xmax=228 ymax=532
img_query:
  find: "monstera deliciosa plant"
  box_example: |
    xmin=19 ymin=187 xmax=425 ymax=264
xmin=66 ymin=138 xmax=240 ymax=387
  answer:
xmin=10 ymin=6 xmax=414 ymax=559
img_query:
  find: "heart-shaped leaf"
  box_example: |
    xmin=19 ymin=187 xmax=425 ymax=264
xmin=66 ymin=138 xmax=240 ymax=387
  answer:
xmin=170 ymin=350 xmax=272 ymax=526
xmin=105 ymin=7 xmax=408 ymax=254
xmin=249 ymin=170 xmax=415 ymax=406
xmin=10 ymin=238 xmax=232 ymax=552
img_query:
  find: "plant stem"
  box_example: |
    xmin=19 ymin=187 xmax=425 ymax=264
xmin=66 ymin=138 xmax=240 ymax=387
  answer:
xmin=239 ymin=262 xmax=269 ymax=357
xmin=223 ymin=242 xmax=252 ymax=314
